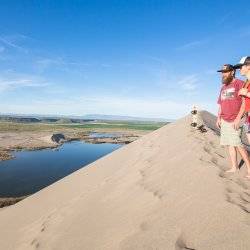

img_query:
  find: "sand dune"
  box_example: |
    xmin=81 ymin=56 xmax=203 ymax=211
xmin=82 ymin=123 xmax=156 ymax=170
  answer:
xmin=1 ymin=111 xmax=250 ymax=249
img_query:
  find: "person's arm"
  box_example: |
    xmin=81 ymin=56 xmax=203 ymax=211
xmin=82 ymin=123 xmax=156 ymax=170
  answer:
xmin=238 ymin=88 xmax=248 ymax=97
xmin=233 ymin=97 xmax=245 ymax=130
xmin=216 ymin=105 xmax=221 ymax=128
xmin=238 ymin=81 xmax=250 ymax=97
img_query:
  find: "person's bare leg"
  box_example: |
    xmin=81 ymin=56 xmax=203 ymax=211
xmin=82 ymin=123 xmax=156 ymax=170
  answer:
xmin=226 ymin=146 xmax=238 ymax=172
xmin=246 ymin=133 xmax=250 ymax=144
xmin=237 ymin=146 xmax=250 ymax=178
xmin=243 ymin=132 xmax=250 ymax=177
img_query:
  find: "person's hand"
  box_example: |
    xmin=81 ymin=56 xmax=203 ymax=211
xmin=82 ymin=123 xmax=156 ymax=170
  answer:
xmin=232 ymin=118 xmax=241 ymax=130
xmin=216 ymin=118 xmax=221 ymax=129
xmin=239 ymin=88 xmax=248 ymax=96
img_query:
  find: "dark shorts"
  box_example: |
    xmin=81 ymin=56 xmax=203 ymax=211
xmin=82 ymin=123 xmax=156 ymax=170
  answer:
xmin=244 ymin=113 xmax=250 ymax=133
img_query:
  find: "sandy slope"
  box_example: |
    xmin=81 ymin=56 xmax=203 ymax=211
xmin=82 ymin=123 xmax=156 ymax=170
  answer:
xmin=1 ymin=111 xmax=250 ymax=250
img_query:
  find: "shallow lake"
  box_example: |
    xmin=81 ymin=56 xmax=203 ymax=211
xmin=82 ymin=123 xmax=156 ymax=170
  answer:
xmin=0 ymin=141 xmax=122 ymax=197
xmin=89 ymin=132 xmax=121 ymax=138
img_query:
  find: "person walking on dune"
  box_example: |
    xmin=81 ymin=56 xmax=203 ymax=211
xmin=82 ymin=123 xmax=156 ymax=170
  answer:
xmin=216 ymin=64 xmax=250 ymax=178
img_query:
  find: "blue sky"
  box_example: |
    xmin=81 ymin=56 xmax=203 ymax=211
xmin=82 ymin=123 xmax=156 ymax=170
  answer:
xmin=0 ymin=0 xmax=250 ymax=119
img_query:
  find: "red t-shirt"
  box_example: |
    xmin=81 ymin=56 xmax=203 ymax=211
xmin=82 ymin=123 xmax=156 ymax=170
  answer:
xmin=243 ymin=81 xmax=250 ymax=112
xmin=217 ymin=79 xmax=244 ymax=122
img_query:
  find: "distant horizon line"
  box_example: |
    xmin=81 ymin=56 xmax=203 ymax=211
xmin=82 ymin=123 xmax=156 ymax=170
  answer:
xmin=0 ymin=112 xmax=173 ymax=122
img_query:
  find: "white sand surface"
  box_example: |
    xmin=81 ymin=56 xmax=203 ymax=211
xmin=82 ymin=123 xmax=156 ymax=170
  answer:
xmin=1 ymin=111 xmax=250 ymax=250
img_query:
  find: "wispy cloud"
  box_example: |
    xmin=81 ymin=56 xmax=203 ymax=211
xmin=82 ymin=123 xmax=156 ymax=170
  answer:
xmin=217 ymin=12 xmax=233 ymax=25
xmin=145 ymin=56 xmax=167 ymax=65
xmin=0 ymin=75 xmax=50 ymax=92
xmin=0 ymin=34 xmax=28 ymax=53
xmin=0 ymin=46 xmax=5 ymax=53
xmin=177 ymin=74 xmax=199 ymax=92
xmin=35 ymin=57 xmax=93 ymax=73
xmin=176 ymin=39 xmax=207 ymax=51
xmin=36 ymin=58 xmax=65 ymax=72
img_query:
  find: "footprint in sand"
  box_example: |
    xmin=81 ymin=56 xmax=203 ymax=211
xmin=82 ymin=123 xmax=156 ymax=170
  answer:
xmin=194 ymin=136 xmax=204 ymax=142
xmin=199 ymin=156 xmax=211 ymax=165
xmin=140 ymin=183 xmax=164 ymax=200
xmin=226 ymin=192 xmax=240 ymax=205
xmin=244 ymin=190 xmax=250 ymax=197
xmin=175 ymin=232 xmax=195 ymax=250
xmin=210 ymin=156 xmax=218 ymax=165
xmin=235 ymin=178 xmax=250 ymax=190
xmin=239 ymin=203 xmax=250 ymax=213
xmin=218 ymin=171 xmax=234 ymax=179
xmin=139 ymin=169 xmax=146 ymax=177
xmin=223 ymin=174 xmax=250 ymax=215
xmin=153 ymin=190 xmax=163 ymax=199
xmin=208 ymin=140 xmax=216 ymax=149
xmin=199 ymin=155 xmax=220 ymax=168
xmin=139 ymin=221 xmax=150 ymax=231
xmin=138 ymin=170 xmax=164 ymax=200
xmin=30 ymin=239 xmax=40 ymax=249
xmin=203 ymin=146 xmax=211 ymax=155
xmin=214 ymin=151 xmax=225 ymax=158
xmin=240 ymin=193 xmax=250 ymax=203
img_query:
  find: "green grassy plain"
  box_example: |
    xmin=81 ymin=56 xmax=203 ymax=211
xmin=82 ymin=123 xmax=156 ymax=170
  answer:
xmin=0 ymin=120 xmax=168 ymax=132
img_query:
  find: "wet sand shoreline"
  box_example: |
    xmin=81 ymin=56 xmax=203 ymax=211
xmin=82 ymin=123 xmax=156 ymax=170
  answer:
xmin=0 ymin=130 xmax=144 ymax=162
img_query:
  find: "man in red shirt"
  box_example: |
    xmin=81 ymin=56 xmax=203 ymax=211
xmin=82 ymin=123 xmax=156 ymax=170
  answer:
xmin=216 ymin=64 xmax=250 ymax=177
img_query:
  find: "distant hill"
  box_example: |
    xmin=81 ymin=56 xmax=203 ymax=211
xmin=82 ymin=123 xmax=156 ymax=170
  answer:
xmin=81 ymin=114 xmax=170 ymax=122
xmin=0 ymin=117 xmax=41 ymax=123
xmin=0 ymin=113 xmax=172 ymax=123
xmin=0 ymin=115 xmax=94 ymax=124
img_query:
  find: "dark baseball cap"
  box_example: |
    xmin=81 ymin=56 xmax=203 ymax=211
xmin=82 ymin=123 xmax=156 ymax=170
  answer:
xmin=234 ymin=56 xmax=250 ymax=69
xmin=217 ymin=64 xmax=235 ymax=73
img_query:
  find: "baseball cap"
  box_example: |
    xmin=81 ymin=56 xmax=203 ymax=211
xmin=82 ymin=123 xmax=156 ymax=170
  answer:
xmin=234 ymin=56 xmax=250 ymax=69
xmin=217 ymin=64 xmax=235 ymax=73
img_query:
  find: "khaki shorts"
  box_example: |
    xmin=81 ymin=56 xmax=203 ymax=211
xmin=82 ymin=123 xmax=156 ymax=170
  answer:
xmin=220 ymin=119 xmax=243 ymax=146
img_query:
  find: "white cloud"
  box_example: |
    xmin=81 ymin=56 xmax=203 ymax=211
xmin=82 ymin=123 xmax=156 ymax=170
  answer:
xmin=0 ymin=35 xmax=28 ymax=53
xmin=176 ymin=40 xmax=207 ymax=51
xmin=0 ymin=75 xmax=50 ymax=92
xmin=146 ymin=56 xmax=166 ymax=65
xmin=177 ymin=74 xmax=199 ymax=92
xmin=36 ymin=58 xmax=64 ymax=72
xmin=35 ymin=57 xmax=93 ymax=74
